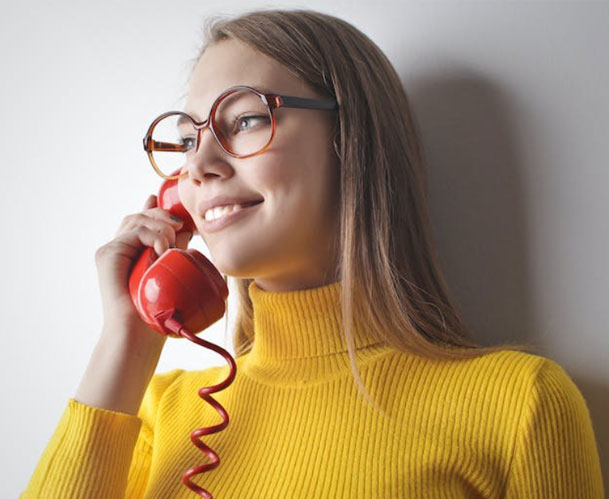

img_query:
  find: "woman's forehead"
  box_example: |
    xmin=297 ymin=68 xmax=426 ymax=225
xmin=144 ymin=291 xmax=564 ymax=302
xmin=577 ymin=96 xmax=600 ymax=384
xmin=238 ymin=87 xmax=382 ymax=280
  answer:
xmin=185 ymin=39 xmax=322 ymax=118
xmin=193 ymin=39 xmax=283 ymax=84
xmin=190 ymin=39 xmax=308 ymax=90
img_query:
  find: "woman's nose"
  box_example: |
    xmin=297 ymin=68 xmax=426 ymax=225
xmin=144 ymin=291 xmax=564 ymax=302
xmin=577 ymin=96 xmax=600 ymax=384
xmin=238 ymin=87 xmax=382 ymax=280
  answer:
xmin=186 ymin=126 xmax=233 ymax=182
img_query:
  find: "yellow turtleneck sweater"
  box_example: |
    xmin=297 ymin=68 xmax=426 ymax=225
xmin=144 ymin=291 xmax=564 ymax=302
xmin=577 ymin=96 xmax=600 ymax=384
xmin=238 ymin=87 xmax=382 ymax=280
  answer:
xmin=22 ymin=280 xmax=604 ymax=498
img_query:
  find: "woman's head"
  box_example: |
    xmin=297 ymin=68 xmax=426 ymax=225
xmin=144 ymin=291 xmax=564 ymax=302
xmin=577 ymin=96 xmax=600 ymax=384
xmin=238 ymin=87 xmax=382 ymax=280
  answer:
xmin=178 ymin=37 xmax=341 ymax=292
xmin=178 ymin=8 xmax=533 ymax=413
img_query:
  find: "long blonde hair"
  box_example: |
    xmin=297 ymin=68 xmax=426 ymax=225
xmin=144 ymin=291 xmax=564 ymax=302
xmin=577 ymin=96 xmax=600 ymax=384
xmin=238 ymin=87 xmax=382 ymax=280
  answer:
xmin=185 ymin=8 xmax=536 ymax=413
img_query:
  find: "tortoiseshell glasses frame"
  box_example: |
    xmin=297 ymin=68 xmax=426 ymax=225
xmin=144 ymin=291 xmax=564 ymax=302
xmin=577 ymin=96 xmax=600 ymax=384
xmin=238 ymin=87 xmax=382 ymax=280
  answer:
xmin=142 ymin=85 xmax=339 ymax=180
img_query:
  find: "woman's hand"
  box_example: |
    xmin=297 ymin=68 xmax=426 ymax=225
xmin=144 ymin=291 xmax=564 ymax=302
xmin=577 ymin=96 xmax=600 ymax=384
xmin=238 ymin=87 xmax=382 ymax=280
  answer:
xmin=94 ymin=194 xmax=193 ymax=336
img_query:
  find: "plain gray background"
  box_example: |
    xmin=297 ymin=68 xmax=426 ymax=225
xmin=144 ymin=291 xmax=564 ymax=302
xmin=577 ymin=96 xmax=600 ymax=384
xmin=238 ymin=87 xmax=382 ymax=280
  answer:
xmin=2 ymin=1 xmax=607 ymax=496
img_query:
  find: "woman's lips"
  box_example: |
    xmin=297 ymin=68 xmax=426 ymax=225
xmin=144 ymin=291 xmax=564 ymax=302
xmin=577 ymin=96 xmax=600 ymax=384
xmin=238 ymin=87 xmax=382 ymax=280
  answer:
xmin=201 ymin=201 xmax=263 ymax=233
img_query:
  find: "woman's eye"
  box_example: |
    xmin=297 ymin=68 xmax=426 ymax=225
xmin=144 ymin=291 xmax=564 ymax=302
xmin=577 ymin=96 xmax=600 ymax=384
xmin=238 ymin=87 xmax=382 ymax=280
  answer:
xmin=179 ymin=137 xmax=196 ymax=150
xmin=233 ymin=115 xmax=270 ymax=133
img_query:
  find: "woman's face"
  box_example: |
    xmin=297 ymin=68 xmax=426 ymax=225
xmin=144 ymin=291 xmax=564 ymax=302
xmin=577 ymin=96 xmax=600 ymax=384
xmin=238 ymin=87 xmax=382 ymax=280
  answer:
xmin=178 ymin=38 xmax=341 ymax=292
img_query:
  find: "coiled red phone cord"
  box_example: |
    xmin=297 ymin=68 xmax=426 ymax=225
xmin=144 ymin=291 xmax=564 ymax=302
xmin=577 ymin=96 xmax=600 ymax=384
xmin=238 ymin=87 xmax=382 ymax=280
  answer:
xmin=164 ymin=317 xmax=237 ymax=498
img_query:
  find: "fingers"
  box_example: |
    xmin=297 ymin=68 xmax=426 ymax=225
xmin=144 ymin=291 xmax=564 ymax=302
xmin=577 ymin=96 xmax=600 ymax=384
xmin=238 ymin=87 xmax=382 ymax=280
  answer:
xmin=134 ymin=225 xmax=169 ymax=257
xmin=114 ymin=194 xmax=187 ymax=256
xmin=126 ymin=214 xmax=182 ymax=248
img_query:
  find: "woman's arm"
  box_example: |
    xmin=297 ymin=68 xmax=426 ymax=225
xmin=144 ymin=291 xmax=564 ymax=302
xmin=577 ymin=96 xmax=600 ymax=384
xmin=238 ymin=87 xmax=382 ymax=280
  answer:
xmin=74 ymin=320 xmax=166 ymax=415
xmin=20 ymin=323 xmax=181 ymax=499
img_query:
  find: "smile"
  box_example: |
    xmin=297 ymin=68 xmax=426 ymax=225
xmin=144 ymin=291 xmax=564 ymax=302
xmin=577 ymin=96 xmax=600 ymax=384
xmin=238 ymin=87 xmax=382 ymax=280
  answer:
xmin=201 ymin=200 xmax=263 ymax=233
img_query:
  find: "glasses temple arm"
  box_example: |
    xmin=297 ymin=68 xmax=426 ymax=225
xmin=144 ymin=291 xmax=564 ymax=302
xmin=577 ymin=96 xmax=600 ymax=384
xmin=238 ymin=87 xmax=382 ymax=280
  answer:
xmin=143 ymin=137 xmax=187 ymax=152
xmin=278 ymin=95 xmax=338 ymax=110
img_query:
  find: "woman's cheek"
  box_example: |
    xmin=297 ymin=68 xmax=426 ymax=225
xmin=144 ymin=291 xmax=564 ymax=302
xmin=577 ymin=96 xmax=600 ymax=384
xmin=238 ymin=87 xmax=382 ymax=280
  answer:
xmin=177 ymin=179 xmax=192 ymax=212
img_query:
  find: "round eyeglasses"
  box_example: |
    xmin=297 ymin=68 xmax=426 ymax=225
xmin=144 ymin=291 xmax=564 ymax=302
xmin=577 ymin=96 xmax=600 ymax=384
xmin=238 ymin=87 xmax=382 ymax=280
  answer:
xmin=142 ymin=85 xmax=339 ymax=180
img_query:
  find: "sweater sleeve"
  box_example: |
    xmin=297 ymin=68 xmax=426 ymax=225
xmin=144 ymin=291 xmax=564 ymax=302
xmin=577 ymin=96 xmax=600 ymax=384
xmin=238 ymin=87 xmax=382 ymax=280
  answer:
xmin=20 ymin=368 xmax=184 ymax=499
xmin=504 ymin=358 xmax=605 ymax=498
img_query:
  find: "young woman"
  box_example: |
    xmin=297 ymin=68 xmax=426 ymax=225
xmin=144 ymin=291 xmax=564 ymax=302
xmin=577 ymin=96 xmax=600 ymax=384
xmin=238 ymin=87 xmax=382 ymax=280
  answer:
xmin=22 ymin=9 xmax=604 ymax=498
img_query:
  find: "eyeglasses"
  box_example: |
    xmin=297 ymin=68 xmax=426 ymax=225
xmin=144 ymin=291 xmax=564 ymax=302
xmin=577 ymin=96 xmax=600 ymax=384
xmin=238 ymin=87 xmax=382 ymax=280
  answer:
xmin=142 ymin=85 xmax=339 ymax=180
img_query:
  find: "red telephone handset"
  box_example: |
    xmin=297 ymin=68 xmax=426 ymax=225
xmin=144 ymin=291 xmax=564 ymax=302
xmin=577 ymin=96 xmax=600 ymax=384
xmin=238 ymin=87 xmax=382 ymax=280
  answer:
xmin=128 ymin=169 xmax=235 ymax=499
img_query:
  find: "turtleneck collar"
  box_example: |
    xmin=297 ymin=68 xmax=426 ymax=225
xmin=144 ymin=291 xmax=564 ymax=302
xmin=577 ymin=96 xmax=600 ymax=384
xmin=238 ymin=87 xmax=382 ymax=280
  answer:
xmin=239 ymin=279 xmax=391 ymax=385
xmin=245 ymin=279 xmax=383 ymax=361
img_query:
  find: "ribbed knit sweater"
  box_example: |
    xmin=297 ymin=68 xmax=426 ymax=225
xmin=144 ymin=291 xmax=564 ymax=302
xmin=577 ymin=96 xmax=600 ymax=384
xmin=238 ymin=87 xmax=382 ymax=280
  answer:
xmin=22 ymin=280 xmax=604 ymax=498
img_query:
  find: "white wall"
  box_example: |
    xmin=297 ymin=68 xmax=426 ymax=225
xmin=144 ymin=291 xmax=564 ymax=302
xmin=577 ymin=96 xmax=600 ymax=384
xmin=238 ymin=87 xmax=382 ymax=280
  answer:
xmin=2 ymin=1 xmax=607 ymax=495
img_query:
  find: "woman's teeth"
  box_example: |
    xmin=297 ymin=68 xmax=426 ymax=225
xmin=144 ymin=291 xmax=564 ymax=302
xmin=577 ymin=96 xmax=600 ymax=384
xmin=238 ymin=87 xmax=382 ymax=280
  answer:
xmin=205 ymin=203 xmax=246 ymax=222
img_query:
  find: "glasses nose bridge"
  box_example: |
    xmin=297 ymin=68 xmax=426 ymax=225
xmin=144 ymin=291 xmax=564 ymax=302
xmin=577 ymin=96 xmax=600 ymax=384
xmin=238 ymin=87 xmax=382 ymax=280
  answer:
xmin=191 ymin=118 xmax=214 ymax=153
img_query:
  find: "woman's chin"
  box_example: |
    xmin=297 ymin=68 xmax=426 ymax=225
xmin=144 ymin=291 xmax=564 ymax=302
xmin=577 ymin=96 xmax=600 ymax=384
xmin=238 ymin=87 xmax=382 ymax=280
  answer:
xmin=204 ymin=254 xmax=245 ymax=278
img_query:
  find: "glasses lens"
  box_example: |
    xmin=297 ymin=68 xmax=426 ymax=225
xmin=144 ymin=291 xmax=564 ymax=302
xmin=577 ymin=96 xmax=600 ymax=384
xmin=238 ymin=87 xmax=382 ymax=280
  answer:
xmin=149 ymin=89 xmax=273 ymax=177
xmin=214 ymin=89 xmax=273 ymax=156
xmin=150 ymin=113 xmax=195 ymax=178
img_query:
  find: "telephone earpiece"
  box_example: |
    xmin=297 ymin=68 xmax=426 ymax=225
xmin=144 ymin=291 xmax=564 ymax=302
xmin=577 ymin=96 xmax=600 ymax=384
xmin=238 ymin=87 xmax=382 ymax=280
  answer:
xmin=157 ymin=172 xmax=197 ymax=234
xmin=128 ymin=168 xmax=228 ymax=338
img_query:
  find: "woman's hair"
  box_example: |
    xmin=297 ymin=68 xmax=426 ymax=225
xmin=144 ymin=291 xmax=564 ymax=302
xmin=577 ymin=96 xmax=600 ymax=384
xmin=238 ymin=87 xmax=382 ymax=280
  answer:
xmin=185 ymin=8 xmax=536 ymax=413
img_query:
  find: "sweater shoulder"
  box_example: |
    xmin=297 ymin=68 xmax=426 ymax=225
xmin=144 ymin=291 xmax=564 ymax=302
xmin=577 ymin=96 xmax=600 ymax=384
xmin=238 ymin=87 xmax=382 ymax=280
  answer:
xmin=386 ymin=347 xmax=559 ymax=385
xmin=375 ymin=347 xmax=571 ymax=418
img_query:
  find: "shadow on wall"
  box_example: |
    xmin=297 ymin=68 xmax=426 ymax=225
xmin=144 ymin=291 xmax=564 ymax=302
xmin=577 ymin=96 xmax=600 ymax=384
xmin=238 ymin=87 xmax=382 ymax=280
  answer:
xmin=404 ymin=65 xmax=607 ymax=487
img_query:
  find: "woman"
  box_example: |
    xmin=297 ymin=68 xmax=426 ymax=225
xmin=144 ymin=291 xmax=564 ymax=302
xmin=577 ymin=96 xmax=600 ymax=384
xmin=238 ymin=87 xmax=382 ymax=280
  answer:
xmin=22 ymin=9 xmax=604 ymax=498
